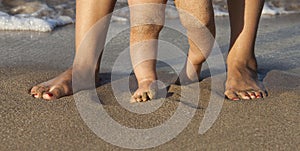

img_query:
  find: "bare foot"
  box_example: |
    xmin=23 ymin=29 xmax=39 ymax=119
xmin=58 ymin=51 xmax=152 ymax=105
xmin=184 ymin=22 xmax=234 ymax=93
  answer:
xmin=131 ymin=79 xmax=157 ymax=103
xmin=225 ymin=56 xmax=267 ymax=101
xmin=176 ymin=61 xmax=202 ymax=85
xmin=30 ymin=68 xmax=73 ymax=100
xmin=30 ymin=67 xmax=99 ymax=100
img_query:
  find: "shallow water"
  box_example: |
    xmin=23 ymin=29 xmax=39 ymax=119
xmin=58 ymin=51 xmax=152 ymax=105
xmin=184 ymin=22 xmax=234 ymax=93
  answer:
xmin=0 ymin=0 xmax=299 ymax=32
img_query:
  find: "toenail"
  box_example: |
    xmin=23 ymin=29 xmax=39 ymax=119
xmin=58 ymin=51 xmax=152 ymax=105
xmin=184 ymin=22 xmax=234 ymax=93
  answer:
xmin=34 ymin=94 xmax=38 ymax=98
xmin=232 ymin=98 xmax=239 ymax=101
xmin=47 ymin=93 xmax=53 ymax=97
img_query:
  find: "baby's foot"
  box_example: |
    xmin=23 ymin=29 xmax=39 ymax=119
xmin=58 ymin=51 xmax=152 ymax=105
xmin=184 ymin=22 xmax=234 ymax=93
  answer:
xmin=225 ymin=58 xmax=267 ymax=101
xmin=176 ymin=61 xmax=202 ymax=85
xmin=131 ymin=79 xmax=157 ymax=103
xmin=30 ymin=68 xmax=73 ymax=100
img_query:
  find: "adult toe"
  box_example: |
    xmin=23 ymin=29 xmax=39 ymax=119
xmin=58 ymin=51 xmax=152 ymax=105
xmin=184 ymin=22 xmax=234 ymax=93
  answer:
xmin=31 ymin=85 xmax=50 ymax=99
xmin=261 ymin=90 xmax=268 ymax=98
xmin=253 ymin=89 xmax=267 ymax=98
xmin=247 ymin=91 xmax=257 ymax=99
xmin=41 ymin=86 xmax=64 ymax=100
xmin=254 ymin=91 xmax=262 ymax=98
xmin=237 ymin=91 xmax=251 ymax=100
xmin=42 ymin=92 xmax=55 ymax=100
xmin=225 ymin=89 xmax=240 ymax=101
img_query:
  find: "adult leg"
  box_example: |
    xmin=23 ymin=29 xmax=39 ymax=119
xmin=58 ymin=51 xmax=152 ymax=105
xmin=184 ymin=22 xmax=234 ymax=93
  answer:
xmin=128 ymin=0 xmax=167 ymax=102
xmin=174 ymin=0 xmax=215 ymax=83
xmin=30 ymin=0 xmax=116 ymax=100
xmin=225 ymin=0 xmax=267 ymax=100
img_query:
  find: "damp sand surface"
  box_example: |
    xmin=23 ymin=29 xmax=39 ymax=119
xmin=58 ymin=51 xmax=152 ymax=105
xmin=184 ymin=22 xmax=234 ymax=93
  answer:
xmin=0 ymin=14 xmax=299 ymax=150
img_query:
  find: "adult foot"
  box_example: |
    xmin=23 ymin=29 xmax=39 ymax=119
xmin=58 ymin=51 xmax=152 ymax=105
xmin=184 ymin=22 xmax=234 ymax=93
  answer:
xmin=30 ymin=68 xmax=73 ymax=100
xmin=30 ymin=67 xmax=99 ymax=100
xmin=131 ymin=79 xmax=157 ymax=103
xmin=225 ymin=56 xmax=267 ymax=100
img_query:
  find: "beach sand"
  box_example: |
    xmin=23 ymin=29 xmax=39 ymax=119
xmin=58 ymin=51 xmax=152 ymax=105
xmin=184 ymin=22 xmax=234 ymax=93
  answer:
xmin=0 ymin=14 xmax=299 ymax=150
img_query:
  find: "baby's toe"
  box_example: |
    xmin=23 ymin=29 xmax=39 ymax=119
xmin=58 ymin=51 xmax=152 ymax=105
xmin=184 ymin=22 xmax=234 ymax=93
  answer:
xmin=132 ymin=92 xmax=142 ymax=102
xmin=148 ymin=89 xmax=156 ymax=100
xmin=130 ymin=97 xmax=137 ymax=103
xmin=136 ymin=97 xmax=142 ymax=102
xmin=142 ymin=92 xmax=149 ymax=102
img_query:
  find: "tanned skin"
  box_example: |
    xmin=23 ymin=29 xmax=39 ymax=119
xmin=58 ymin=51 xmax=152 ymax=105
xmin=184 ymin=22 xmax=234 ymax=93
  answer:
xmin=30 ymin=0 xmax=267 ymax=101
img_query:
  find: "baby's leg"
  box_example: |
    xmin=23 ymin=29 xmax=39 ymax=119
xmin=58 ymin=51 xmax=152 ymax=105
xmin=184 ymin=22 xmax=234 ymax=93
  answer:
xmin=174 ymin=0 xmax=215 ymax=84
xmin=225 ymin=0 xmax=267 ymax=100
xmin=30 ymin=0 xmax=116 ymax=100
xmin=128 ymin=0 xmax=167 ymax=102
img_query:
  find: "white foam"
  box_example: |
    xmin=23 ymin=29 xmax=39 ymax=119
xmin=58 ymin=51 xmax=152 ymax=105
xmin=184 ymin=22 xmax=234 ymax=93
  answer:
xmin=0 ymin=1 xmax=299 ymax=32
xmin=262 ymin=2 xmax=295 ymax=15
xmin=0 ymin=1 xmax=74 ymax=32
xmin=213 ymin=2 xmax=298 ymax=17
xmin=0 ymin=11 xmax=73 ymax=32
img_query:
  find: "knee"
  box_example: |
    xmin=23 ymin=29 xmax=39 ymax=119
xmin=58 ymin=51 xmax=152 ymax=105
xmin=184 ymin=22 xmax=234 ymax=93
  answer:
xmin=180 ymin=13 xmax=215 ymax=35
xmin=130 ymin=24 xmax=163 ymax=37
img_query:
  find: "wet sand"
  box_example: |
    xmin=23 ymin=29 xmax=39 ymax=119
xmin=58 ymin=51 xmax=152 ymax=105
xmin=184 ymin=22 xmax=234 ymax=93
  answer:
xmin=0 ymin=14 xmax=299 ymax=150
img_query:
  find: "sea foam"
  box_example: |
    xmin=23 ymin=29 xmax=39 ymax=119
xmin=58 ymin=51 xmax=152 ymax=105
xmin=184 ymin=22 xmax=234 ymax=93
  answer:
xmin=0 ymin=0 xmax=299 ymax=32
xmin=0 ymin=11 xmax=73 ymax=32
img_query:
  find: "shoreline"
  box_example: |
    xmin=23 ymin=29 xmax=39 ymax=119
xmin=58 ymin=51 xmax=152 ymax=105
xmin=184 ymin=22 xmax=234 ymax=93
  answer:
xmin=1 ymin=0 xmax=300 ymax=32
